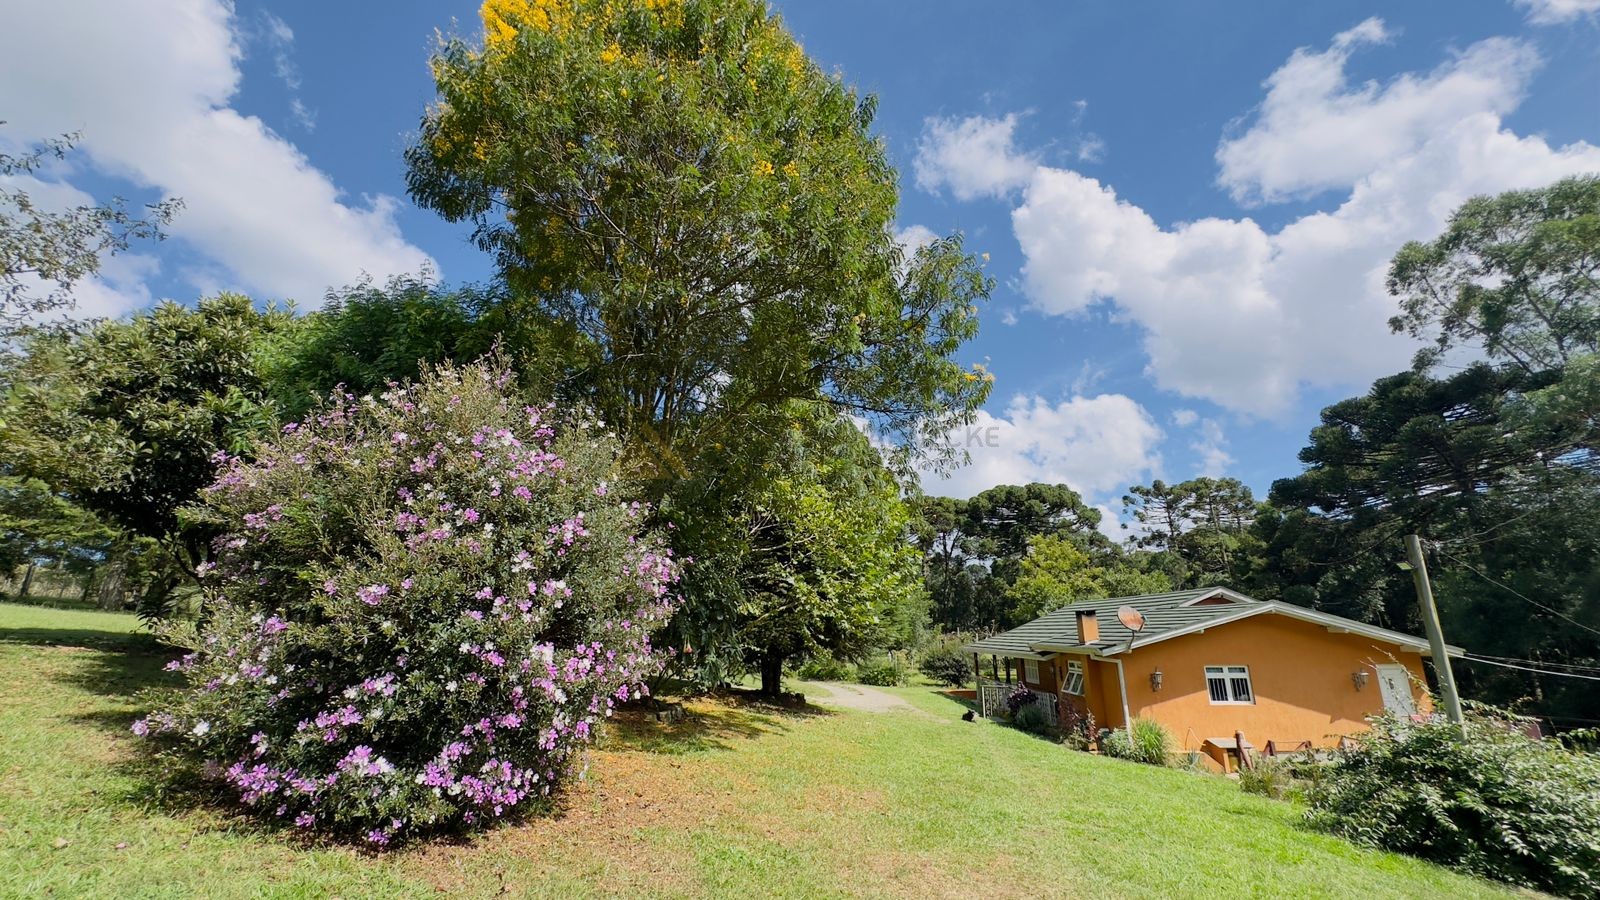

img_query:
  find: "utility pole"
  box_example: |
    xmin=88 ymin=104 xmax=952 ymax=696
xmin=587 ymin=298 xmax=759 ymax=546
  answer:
xmin=1405 ymin=534 xmax=1465 ymax=736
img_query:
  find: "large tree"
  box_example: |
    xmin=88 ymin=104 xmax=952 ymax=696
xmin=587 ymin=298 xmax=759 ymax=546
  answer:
xmin=0 ymin=294 xmax=291 ymax=578
xmin=1263 ymin=176 xmax=1600 ymax=726
xmin=406 ymin=0 xmax=990 ymax=687
xmin=0 ymin=129 xmax=180 ymax=332
xmin=406 ymin=0 xmax=990 ymax=481
xmin=1389 ymin=174 xmax=1600 ymax=375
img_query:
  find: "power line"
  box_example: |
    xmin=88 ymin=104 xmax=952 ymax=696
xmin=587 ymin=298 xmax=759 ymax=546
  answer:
xmin=1468 ymin=653 xmax=1600 ymax=674
xmin=1435 ymin=547 xmax=1600 ymax=640
xmin=1460 ymin=654 xmax=1600 ymax=682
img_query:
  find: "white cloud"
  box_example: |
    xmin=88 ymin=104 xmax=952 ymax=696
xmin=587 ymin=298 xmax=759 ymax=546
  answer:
xmin=919 ymin=393 xmax=1162 ymax=499
xmin=1011 ymin=23 xmax=1600 ymax=416
xmin=1514 ymin=0 xmax=1600 ymax=23
xmin=914 ymin=114 xmax=1038 ymax=201
xmin=1075 ymin=134 xmax=1107 ymax=164
xmin=1215 ymin=20 xmax=1540 ymax=204
xmin=1189 ymin=418 xmax=1233 ymax=476
xmin=0 ymin=0 xmax=432 ymax=308
xmin=893 ymin=223 xmax=939 ymax=257
xmin=1170 ymin=408 xmax=1199 ymax=427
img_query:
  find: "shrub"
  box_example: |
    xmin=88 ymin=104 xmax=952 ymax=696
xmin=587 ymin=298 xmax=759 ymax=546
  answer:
xmin=855 ymin=657 xmax=905 ymax=686
xmin=795 ymin=653 xmax=853 ymax=682
xmin=1012 ymin=702 xmax=1052 ymax=735
xmin=1306 ymin=705 xmax=1600 ymax=897
xmin=917 ymin=642 xmax=970 ymax=688
xmin=1100 ymin=728 xmax=1133 ymax=760
xmin=133 ymin=362 xmax=679 ymax=845
xmin=1239 ymin=757 xmax=1296 ymax=800
xmin=1004 ymin=682 xmax=1037 ymax=717
xmin=1061 ymin=704 xmax=1097 ymax=752
xmin=1102 ymin=718 xmax=1173 ymax=766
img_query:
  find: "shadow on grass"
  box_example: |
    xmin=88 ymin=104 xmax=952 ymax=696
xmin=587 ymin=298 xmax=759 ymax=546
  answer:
xmin=0 ymin=624 xmax=164 ymax=654
xmin=605 ymin=690 xmax=835 ymax=755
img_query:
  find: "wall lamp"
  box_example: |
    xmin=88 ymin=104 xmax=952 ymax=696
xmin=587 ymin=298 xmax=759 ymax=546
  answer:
xmin=1150 ymin=668 xmax=1163 ymax=692
xmin=1352 ymin=670 xmax=1369 ymax=691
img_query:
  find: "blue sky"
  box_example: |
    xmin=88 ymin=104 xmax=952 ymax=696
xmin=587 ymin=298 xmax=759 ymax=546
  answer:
xmin=3 ymin=0 xmax=1598 ymax=530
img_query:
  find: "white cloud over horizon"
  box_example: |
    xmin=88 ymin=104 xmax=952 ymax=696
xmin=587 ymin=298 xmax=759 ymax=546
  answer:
xmin=1001 ymin=20 xmax=1600 ymax=416
xmin=918 ymin=392 xmax=1163 ymax=501
xmin=0 ymin=0 xmax=433 ymax=312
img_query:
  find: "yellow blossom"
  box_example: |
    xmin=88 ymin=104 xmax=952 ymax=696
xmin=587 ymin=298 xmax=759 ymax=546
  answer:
xmin=600 ymin=42 xmax=622 ymax=64
xmin=781 ymin=161 xmax=799 ymax=178
xmin=754 ymin=159 xmax=775 ymax=177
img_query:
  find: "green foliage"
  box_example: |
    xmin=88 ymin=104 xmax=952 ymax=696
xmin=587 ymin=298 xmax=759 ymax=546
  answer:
xmin=1005 ymin=534 xmax=1172 ymax=623
xmin=854 ymin=657 xmax=905 ymax=687
xmin=794 ymin=653 xmax=853 ymax=682
xmin=671 ymin=405 xmax=926 ymax=694
xmin=1122 ymin=477 xmax=1262 ymax=589
xmin=0 ymin=476 xmax=113 ymax=580
xmin=134 ymin=361 xmax=679 ymax=843
xmin=914 ymin=483 xmax=1137 ymax=631
xmin=1389 ymin=174 xmax=1600 ymax=375
xmin=1011 ymin=702 xmax=1051 ymax=735
xmin=0 ymin=295 xmax=292 ymax=572
xmin=407 ymin=0 xmax=990 ymax=476
xmin=1307 ymin=706 xmax=1600 ymax=897
xmin=406 ymin=0 xmax=989 ymax=686
xmin=1102 ymin=719 xmax=1173 ymax=767
xmin=917 ymin=639 xmax=971 ymax=688
xmin=1239 ymin=757 xmax=1299 ymax=801
xmin=0 ymin=128 xmax=181 ymax=330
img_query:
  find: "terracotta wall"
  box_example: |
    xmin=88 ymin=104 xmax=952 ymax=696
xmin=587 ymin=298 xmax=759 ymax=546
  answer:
xmin=1119 ymin=614 xmax=1430 ymax=752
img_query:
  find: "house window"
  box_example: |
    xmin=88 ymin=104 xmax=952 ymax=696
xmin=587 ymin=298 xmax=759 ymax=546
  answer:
xmin=1061 ymin=660 xmax=1085 ymax=696
xmin=1024 ymin=659 xmax=1040 ymax=684
xmin=1205 ymin=665 xmax=1254 ymax=704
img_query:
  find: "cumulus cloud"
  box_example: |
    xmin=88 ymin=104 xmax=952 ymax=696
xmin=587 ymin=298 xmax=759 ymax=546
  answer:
xmin=1215 ymin=20 xmax=1540 ymax=204
xmin=919 ymin=392 xmax=1163 ymax=499
xmin=0 ymin=0 xmax=432 ymax=308
xmin=1189 ymin=418 xmax=1234 ymax=477
xmin=1011 ymin=21 xmax=1600 ymax=416
xmin=1514 ymin=0 xmax=1600 ymax=23
xmin=893 ymin=223 xmax=939 ymax=257
xmin=914 ymin=114 xmax=1038 ymax=201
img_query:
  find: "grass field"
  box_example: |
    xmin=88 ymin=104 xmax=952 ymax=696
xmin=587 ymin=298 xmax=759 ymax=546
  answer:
xmin=0 ymin=602 xmax=1520 ymax=898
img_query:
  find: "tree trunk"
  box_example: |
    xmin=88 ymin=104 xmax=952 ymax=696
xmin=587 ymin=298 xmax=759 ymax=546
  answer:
xmin=759 ymin=652 xmax=784 ymax=696
xmin=96 ymin=558 xmax=128 ymax=611
xmin=18 ymin=562 xmax=35 ymax=599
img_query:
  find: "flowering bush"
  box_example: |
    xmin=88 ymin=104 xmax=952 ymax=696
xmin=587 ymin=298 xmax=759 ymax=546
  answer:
xmin=135 ymin=362 xmax=678 ymax=845
xmin=1004 ymin=682 xmax=1037 ymax=717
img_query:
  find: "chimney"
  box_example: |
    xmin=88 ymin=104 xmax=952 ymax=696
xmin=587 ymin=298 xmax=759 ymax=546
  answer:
xmin=1076 ymin=610 xmax=1100 ymax=645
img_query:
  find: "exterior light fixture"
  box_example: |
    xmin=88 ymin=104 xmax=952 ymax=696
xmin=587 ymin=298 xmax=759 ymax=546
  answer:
xmin=1352 ymin=670 xmax=1369 ymax=691
xmin=1150 ymin=668 xmax=1163 ymax=692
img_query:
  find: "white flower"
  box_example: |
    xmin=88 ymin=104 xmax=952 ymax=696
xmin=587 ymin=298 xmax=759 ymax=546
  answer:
xmin=445 ymin=681 xmax=458 ymax=692
xmin=193 ymin=721 xmax=211 ymax=736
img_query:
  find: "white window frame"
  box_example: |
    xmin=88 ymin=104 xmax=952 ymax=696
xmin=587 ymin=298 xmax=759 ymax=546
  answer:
xmin=1205 ymin=665 xmax=1254 ymax=705
xmin=1061 ymin=659 xmax=1085 ymax=696
xmin=1024 ymin=659 xmax=1040 ymax=684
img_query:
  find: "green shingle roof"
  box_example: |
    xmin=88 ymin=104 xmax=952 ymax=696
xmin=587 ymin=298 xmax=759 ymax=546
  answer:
xmin=962 ymin=587 xmax=1454 ymax=659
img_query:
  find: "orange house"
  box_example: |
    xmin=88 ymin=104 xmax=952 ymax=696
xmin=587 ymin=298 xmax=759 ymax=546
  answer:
xmin=963 ymin=587 xmax=1459 ymax=771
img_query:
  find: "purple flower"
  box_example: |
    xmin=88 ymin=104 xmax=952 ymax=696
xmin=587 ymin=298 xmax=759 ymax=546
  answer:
xmin=356 ymin=584 xmax=389 ymax=606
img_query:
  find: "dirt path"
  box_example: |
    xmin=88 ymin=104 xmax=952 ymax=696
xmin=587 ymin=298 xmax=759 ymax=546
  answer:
xmin=803 ymin=681 xmax=920 ymax=714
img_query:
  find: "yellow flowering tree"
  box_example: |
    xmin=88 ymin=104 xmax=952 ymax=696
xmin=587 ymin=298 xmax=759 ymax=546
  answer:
xmin=406 ymin=0 xmax=990 ymax=685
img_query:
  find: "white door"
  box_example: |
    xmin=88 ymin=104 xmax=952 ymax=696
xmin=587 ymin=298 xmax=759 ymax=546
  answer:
xmin=1374 ymin=664 xmax=1416 ymax=716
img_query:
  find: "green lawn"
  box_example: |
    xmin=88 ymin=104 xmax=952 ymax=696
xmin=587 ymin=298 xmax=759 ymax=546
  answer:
xmin=0 ymin=603 xmax=1520 ymax=898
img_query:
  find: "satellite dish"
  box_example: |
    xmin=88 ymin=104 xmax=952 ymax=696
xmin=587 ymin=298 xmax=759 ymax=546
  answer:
xmin=1117 ymin=606 xmax=1146 ymax=653
xmin=1117 ymin=606 xmax=1146 ymax=633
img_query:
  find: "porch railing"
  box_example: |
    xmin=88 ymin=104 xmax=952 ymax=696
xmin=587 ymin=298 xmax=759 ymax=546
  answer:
xmin=977 ymin=678 xmax=1059 ymax=729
